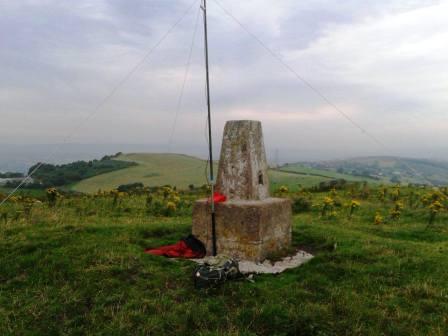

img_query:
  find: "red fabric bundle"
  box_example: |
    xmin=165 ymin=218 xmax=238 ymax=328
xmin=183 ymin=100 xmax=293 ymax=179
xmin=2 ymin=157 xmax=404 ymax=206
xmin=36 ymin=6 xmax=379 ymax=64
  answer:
xmin=210 ymin=192 xmax=227 ymax=203
xmin=145 ymin=235 xmax=206 ymax=259
xmin=145 ymin=241 xmax=199 ymax=258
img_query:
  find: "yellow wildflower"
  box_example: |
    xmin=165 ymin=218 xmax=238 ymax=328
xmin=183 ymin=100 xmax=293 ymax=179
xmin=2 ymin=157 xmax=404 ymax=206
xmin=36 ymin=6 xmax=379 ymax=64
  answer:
xmin=374 ymin=212 xmax=383 ymax=225
xmin=166 ymin=201 xmax=177 ymax=211
xmin=324 ymin=197 xmax=334 ymax=206
xmin=279 ymin=186 xmax=289 ymax=193
xmin=429 ymin=201 xmax=443 ymax=213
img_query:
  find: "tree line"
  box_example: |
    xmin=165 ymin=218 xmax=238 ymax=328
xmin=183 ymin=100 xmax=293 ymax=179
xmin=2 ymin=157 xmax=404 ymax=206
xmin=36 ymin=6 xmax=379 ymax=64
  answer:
xmin=5 ymin=154 xmax=135 ymax=188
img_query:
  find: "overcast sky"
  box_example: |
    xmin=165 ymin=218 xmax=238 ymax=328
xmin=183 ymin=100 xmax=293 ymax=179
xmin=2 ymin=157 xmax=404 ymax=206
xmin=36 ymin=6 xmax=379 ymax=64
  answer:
xmin=1 ymin=0 xmax=447 ymax=162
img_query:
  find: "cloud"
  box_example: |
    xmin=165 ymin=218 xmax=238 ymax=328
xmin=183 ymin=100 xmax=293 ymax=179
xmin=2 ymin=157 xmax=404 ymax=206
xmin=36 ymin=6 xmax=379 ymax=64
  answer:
xmin=287 ymin=1 xmax=448 ymax=105
xmin=0 ymin=0 xmax=447 ymax=162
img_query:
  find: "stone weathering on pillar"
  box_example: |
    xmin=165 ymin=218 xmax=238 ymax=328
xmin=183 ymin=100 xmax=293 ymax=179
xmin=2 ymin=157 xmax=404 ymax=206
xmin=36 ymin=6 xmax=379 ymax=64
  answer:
xmin=192 ymin=120 xmax=292 ymax=262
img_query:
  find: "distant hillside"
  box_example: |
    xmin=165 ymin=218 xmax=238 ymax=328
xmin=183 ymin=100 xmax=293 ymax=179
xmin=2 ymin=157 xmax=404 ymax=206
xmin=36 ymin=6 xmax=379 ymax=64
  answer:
xmin=277 ymin=164 xmax=381 ymax=184
xmin=292 ymin=156 xmax=448 ymax=186
xmin=61 ymin=154 xmax=448 ymax=193
xmin=0 ymin=143 xmax=168 ymax=173
xmin=72 ymin=153 xmax=343 ymax=194
xmin=26 ymin=155 xmax=136 ymax=187
xmin=72 ymin=153 xmax=211 ymax=193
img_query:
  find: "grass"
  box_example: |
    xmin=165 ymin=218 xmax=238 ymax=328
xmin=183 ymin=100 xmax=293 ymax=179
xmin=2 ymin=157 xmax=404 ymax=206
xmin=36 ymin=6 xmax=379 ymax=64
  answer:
xmin=0 ymin=186 xmax=447 ymax=335
xmin=269 ymin=169 xmax=328 ymax=191
xmin=72 ymin=153 xmax=328 ymax=194
xmin=0 ymin=187 xmax=45 ymax=198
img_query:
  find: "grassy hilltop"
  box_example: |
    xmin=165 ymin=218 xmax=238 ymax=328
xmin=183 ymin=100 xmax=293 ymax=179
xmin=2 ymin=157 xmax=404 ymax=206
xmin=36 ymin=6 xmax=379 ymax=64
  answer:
xmin=0 ymin=184 xmax=447 ymax=335
xmin=1 ymin=154 xmax=447 ymax=334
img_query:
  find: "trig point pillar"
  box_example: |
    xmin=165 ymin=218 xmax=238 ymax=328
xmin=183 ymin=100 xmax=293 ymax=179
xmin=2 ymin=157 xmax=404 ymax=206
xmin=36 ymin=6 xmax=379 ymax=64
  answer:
xmin=192 ymin=120 xmax=292 ymax=262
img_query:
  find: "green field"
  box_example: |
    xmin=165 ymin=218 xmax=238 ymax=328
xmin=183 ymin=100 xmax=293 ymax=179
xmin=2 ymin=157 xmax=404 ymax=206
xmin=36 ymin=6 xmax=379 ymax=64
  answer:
xmin=0 ymin=185 xmax=447 ymax=335
xmin=269 ymin=169 xmax=330 ymax=190
xmin=0 ymin=187 xmax=45 ymax=198
xmin=278 ymin=163 xmax=381 ymax=184
xmin=73 ymin=153 xmax=214 ymax=193
xmin=72 ymin=153 xmax=342 ymax=194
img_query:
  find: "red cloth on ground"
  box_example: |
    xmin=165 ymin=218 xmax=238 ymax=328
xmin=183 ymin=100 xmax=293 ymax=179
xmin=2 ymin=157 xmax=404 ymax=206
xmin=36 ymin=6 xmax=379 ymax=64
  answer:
xmin=210 ymin=192 xmax=227 ymax=203
xmin=145 ymin=240 xmax=204 ymax=258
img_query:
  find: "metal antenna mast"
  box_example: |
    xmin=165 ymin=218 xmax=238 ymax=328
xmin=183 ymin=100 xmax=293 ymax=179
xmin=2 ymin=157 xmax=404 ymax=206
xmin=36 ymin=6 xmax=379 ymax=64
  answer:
xmin=201 ymin=0 xmax=217 ymax=256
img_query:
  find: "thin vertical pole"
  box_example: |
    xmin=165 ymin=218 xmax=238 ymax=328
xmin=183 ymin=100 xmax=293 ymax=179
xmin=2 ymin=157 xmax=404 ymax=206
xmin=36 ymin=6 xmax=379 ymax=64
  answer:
xmin=202 ymin=0 xmax=217 ymax=256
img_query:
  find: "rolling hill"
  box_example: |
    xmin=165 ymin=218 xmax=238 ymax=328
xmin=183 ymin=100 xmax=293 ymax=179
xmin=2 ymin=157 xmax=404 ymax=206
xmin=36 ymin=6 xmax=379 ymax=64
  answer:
xmin=72 ymin=153 xmax=382 ymax=194
xmin=72 ymin=153 xmax=213 ymax=193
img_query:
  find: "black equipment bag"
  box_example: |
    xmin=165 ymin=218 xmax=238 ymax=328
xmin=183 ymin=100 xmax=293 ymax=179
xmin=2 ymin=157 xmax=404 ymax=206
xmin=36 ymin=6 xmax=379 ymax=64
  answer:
xmin=193 ymin=256 xmax=240 ymax=289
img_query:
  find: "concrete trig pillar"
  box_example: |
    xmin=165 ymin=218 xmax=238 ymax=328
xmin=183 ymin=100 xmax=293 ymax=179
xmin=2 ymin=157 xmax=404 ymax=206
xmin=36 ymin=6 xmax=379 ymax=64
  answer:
xmin=192 ymin=120 xmax=292 ymax=262
xmin=216 ymin=120 xmax=269 ymax=200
